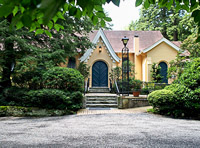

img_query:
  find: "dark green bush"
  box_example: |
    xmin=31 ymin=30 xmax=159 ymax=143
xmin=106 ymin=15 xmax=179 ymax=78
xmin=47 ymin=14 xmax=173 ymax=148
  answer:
xmin=66 ymin=91 xmax=83 ymax=111
xmin=147 ymin=89 xmax=176 ymax=114
xmin=179 ymin=58 xmax=200 ymax=90
xmin=43 ymin=67 xmax=84 ymax=92
xmin=140 ymin=87 xmax=149 ymax=95
xmin=165 ymin=84 xmax=200 ymax=117
xmin=26 ymin=89 xmax=71 ymax=110
xmin=12 ymin=69 xmax=44 ymax=89
xmin=2 ymin=87 xmax=29 ymax=106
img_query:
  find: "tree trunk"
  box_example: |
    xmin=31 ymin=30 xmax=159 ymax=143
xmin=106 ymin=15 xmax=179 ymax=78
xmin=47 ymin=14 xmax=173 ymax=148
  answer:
xmin=173 ymin=18 xmax=178 ymax=41
xmin=1 ymin=41 xmax=14 ymax=88
xmin=1 ymin=15 xmax=15 ymax=88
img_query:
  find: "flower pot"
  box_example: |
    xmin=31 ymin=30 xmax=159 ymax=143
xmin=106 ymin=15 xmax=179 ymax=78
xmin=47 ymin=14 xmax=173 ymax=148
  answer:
xmin=133 ymin=91 xmax=140 ymax=97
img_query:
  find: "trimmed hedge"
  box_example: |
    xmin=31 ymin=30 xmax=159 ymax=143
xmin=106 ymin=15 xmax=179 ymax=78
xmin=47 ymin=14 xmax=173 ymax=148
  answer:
xmin=26 ymin=89 xmax=71 ymax=110
xmin=1 ymin=87 xmax=83 ymax=111
xmin=147 ymin=89 xmax=176 ymax=114
xmin=165 ymin=84 xmax=200 ymax=117
xmin=43 ymin=67 xmax=84 ymax=92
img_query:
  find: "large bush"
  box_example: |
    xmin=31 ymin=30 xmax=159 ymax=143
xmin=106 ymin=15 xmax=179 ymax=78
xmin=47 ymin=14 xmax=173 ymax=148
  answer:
xmin=148 ymin=58 xmax=200 ymax=118
xmin=1 ymin=87 xmax=83 ymax=111
xmin=147 ymin=89 xmax=176 ymax=114
xmin=179 ymin=58 xmax=200 ymax=90
xmin=26 ymin=89 xmax=72 ymax=110
xmin=165 ymin=84 xmax=200 ymax=117
xmin=2 ymin=87 xmax=29 ymax=106
xmin=43 ymin=67 xmax=84 ymax=92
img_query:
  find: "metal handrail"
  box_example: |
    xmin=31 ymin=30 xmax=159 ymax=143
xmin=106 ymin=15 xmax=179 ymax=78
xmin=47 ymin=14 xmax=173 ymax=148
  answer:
xmin=115 ymin=79 xmax=120 ymax=95
xmin=84 ymin=78 xmax=89 ymax=95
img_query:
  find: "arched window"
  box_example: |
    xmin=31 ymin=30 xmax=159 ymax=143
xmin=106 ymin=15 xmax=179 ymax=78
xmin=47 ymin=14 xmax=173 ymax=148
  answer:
xmin=67 ymin=57 xmax=76 ymax=68
xmin=159 ymin=62 xmax=168 ymax=83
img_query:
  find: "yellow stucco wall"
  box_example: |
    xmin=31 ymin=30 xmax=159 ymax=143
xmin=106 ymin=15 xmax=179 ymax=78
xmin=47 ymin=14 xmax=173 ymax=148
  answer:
xmin=86 ymin=37 xmax=118 ymax=87
xmin=146 ymin=42 xmax=178 ymax=83
xmin=134 ymin=37 xmax=142 ymax=80
xmin=116 ymin=53 xmax=134 ymax=67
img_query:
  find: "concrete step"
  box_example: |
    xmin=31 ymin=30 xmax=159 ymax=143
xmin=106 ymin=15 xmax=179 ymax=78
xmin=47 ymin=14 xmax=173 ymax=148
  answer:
xmin=86 ymin=104 xmax=118 ymax=108
xmin=86 ymin=100 xmax=117 ymax=104
xmin=89 ymin=87 xmax=110 ymax=93
xmin=85 ymin=93 xmax=118 ymax=108
xmin=86 ymin=96 xmax=117 ymax=101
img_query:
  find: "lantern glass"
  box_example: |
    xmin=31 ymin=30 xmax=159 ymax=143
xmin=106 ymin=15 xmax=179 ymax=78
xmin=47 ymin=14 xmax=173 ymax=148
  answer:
xmin=122 ymin=36 xmax=129 ymax=46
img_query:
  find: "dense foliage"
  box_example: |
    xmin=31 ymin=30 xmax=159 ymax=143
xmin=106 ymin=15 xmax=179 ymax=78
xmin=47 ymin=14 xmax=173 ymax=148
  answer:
xmin=0 ymin=0 xmax=116 ymax=37
xmin=148 ymin=58 xmax=200 ymax=118
xmin=128 ymin=3 xmax=197 ymax=41
xmin=43 ymin=67 xmax=84 ymax=92
xmin=0 ymin=0 xmax=199 ymax=41
xmin=0 ymin=14 xmax=93 ymax=89
xmin=148 ymin=89 xmax=176 ymax=113
xmin=0 ymin=13 xmax=94 ymax=112
xmin=77 ymin=62 xmax=90 ymax=79
xmin=1 ymin=87 xmax=83 ymax=111
xmin=181 ymin=33 xmax=200 ymax=58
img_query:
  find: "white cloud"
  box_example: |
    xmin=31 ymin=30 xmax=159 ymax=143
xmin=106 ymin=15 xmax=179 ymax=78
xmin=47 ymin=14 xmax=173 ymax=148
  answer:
xmin=103 ymin=0 xmax=141 ymax=30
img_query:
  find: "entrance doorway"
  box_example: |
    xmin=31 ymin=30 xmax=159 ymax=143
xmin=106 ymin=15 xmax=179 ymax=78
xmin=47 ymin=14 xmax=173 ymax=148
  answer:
xmin=159 ymin=62 xmax=168 ymax=83
xmin=92 ymin=61 xmax=108 ymax=87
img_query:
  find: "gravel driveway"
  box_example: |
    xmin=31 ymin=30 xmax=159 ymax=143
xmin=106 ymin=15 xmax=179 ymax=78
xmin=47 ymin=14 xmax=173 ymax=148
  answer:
xmin=0 ymin=112 xmax=200 ymax=148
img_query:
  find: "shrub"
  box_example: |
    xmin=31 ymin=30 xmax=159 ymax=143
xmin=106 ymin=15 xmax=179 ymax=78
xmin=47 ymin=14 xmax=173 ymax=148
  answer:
xmin=77 ymin=62 xmax=90 ymax=79
xmin=66 ymin=91 xmax=83 ymax=111
xmin=165 ymin=84 xmax=200 ymax=117
xmin=43 ymin=67 xmax=84 ymax=92
xmin=147 ymin=89 xmax=176 ymax=114
xmin=179 ymin=58 xmax=200 ymax=90
xmin=26 ymin=89 xmax=71 ymax=110
xmin=130 ymin=78 xmax=142 ymax=90
xmin=2 ymin=87 xmax=29 ymax=106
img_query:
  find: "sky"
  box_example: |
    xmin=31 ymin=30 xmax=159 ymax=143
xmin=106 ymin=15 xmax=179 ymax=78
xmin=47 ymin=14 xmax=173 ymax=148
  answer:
xmin=103 ymin=0 xmax=141 ymax=30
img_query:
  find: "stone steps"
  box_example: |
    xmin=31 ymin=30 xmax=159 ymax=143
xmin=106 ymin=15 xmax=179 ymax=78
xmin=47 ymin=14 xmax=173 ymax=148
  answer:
xmin=85 ymin=92 xmax=118 ymax=108
xmin=89 ymin=87 xmax=110 ymax=93
xmin=86 ymin=104 xmax=118 ymax=108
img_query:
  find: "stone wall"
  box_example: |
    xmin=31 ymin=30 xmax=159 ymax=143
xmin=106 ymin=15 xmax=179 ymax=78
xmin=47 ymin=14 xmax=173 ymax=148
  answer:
xmin=118 ymin=96 xmax=149 ymax=109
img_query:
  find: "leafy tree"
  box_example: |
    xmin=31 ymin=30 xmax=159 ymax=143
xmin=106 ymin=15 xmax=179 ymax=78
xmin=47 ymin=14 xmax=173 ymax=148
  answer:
xmin=0 ymin=0 xmax=116 ymax=36
xmin=168 ymin=32 xmax=200 ymax=79
xmin=181 ymin=33 xmax=200 ymax=58
xmin=128 ymin=3 xmax=196 ymax=41
xmin=0 ymin=0 xmax=200 ymax=41
xmin=109 ymin=66 xmax=122 ymax=83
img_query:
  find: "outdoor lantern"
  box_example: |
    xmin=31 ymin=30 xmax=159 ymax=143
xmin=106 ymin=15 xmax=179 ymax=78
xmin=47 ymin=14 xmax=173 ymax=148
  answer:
xmin=99 ymin=46 xmax=102 ymax=53
xmin=121 ymin=36 xmax=129 ymax=96
xmin=122 ymin=36 xmax=129 ymax=47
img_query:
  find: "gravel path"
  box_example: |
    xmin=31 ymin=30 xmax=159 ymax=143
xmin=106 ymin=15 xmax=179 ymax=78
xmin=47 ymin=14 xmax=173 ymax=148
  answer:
xmin=0 ymin=111 xmax=200 ymax=148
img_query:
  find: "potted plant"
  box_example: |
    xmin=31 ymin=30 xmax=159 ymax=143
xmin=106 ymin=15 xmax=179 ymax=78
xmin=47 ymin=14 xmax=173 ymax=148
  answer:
xmin=130 ymin=78 xmax=142 ymax=97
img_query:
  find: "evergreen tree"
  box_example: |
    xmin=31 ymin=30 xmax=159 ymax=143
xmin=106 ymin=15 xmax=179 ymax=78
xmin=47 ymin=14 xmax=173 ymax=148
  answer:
xmin=0 ymin=15 xmax=95 ymax=89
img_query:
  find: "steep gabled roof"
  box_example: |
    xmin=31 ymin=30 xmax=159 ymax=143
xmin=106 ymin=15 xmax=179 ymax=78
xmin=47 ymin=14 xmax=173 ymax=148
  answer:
xmin=80 ymin=29 xmax=120 ymax=63
xmin=142 ymin=38 xmax=181 ymax=53
xmin=88 ymin=30 xmax=164 ymax=53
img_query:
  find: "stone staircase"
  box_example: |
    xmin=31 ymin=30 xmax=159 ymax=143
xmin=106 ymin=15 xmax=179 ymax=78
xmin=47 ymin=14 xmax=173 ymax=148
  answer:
xmin=85 ymin=87 xmax=118 ymax=108
xmin=88 ymin=87 xmax=110 ymax=93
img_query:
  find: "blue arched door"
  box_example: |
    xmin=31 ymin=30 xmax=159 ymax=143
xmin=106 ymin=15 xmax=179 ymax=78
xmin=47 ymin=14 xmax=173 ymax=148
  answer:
xmin=159 ymin=62 xmax=168 ymax=83
xmin=92 ymin=61 xmax=108 ymax=87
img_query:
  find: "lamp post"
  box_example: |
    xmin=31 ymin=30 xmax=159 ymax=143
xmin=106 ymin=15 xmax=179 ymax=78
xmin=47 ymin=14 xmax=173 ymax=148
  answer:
xmin=121 ymin=36 xmax=129 ymax=96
